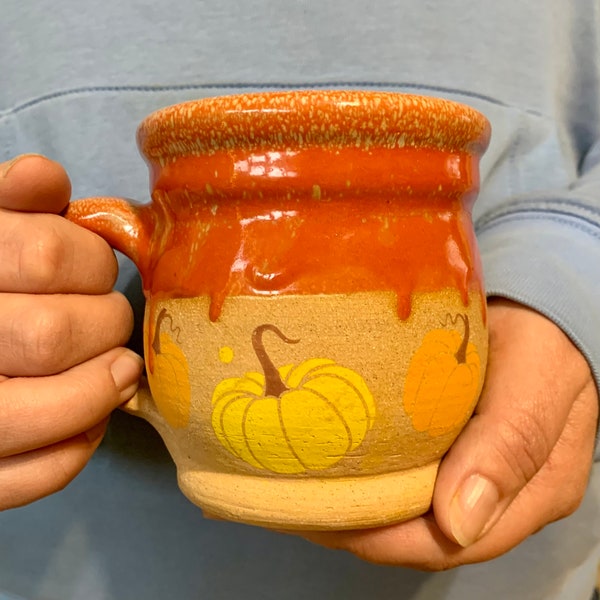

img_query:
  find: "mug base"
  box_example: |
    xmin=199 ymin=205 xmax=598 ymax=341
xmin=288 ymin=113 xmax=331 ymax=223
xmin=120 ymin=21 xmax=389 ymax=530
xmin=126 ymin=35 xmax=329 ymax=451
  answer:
xmin=177 ymin=460 xmax=440 ymax=530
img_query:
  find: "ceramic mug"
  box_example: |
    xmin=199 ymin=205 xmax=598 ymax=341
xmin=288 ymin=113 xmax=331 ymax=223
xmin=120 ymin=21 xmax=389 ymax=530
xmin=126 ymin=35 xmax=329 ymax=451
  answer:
xmin=66 ymin=90 xmax=491 ymax=530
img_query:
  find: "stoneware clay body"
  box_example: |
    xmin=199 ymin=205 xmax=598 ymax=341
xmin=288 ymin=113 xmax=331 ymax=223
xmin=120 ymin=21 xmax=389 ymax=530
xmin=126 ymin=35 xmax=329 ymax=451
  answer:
xmin=66 ymin=90 xmax=491 ymax=530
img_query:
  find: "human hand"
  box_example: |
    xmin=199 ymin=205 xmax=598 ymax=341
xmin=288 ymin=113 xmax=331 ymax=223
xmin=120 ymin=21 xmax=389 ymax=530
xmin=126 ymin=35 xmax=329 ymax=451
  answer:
xmin=0 ymin=154 xmax=143 ymax=510
xmin=301 ymin=299 xmax=599 ymax=569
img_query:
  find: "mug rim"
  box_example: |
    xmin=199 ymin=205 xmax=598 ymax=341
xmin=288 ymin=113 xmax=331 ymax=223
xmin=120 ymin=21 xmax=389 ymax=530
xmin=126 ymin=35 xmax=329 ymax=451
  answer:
xmin=136 ymin=90 xmax=491 ymax=164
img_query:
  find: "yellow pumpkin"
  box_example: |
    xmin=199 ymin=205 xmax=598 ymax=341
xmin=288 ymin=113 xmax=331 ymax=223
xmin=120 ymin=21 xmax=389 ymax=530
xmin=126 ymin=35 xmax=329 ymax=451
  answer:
xmin=147 ymin=308 xmax=191 ymax=428
xmin=403 ymin=314 xmax=481 ymax=437
xmin=211 ymin=324 xmax=376 ymax=474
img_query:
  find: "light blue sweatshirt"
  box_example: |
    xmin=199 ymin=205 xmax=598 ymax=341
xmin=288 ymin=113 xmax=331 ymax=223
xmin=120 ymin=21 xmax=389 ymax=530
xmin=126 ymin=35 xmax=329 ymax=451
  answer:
xmin=1 ymin=1 xmax=599 ymax=599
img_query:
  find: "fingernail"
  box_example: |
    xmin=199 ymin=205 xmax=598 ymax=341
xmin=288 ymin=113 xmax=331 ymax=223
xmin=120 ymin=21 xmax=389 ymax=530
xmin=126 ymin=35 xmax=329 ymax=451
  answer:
xmin=110 ymin=350 xmax=144 ymax=402
xmin=449 ymin=474 xmax=500 ymax=547
xmin=0 ymin=154 xmax=46 ymax=179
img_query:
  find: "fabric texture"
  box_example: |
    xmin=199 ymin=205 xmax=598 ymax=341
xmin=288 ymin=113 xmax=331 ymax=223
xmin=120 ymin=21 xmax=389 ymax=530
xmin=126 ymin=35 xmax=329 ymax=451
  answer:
xmin=1 ymin=1 xmax=599 ymax=598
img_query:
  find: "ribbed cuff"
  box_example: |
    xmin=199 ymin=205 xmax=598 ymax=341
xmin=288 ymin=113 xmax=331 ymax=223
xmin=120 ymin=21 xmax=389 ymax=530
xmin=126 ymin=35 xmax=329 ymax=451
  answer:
xmin=477 ymin=212 xmax=600 ymax=459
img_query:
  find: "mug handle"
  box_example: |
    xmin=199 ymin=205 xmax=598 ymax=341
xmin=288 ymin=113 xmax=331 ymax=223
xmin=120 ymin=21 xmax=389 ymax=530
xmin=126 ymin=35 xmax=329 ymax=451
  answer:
xmin=122 ymin=377 xmax=171 ymax=433
xmin=66 ymin=198 xmax=164 ymax=424
xmin=64 ymin=197 xmax=151 ymax=272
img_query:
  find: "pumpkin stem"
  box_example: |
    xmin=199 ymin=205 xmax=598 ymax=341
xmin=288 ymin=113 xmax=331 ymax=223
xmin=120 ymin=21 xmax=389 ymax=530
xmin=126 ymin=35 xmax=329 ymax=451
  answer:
xmin=453 ymin=314 xmax=470 ymax=364
xmin=152 ymin=308 xmax=169 ymax=355
xmin=252 ymin=324 xmax=300 ymax=398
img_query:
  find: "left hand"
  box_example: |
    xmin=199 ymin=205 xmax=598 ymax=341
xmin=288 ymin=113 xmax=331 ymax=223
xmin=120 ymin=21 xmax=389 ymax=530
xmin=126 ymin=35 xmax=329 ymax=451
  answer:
xmin=299 ymin=299 xmax=599 ymax=569
xmin=0 ymin=155 xmax=141 ymax=510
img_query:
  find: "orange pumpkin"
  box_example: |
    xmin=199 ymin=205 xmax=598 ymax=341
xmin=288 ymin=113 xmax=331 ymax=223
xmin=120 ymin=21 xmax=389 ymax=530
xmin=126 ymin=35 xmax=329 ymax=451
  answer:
xmin=147 ymin=308 xmax=191 ymax=428
xmin=403 ymin=314 xmax=481 ymax=437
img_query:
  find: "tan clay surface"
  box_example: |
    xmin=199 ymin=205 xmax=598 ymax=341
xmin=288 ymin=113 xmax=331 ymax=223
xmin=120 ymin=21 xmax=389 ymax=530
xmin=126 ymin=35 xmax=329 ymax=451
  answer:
xmin=125 ymin=289 xmax=487 ymax=529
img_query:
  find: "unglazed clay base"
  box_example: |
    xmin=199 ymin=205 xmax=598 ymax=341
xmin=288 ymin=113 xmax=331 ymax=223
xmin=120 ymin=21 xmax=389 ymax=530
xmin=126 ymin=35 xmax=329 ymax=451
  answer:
xmin=178 ymin=461 xmax=440 ymax=530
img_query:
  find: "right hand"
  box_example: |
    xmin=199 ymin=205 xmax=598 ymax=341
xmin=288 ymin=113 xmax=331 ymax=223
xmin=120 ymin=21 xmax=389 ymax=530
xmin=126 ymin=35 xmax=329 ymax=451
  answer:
xmin=0 ymin=154 xmax=144 ymax=510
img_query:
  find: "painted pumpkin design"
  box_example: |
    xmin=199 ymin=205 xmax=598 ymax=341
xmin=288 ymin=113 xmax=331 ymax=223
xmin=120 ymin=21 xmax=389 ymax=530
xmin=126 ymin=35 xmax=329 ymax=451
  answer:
xmin=403 ymin=314 xmax=481 ymax=437
xmin=147 ymin=308 xmax=191 ymax=428
xmin=211 ymin=324 xmax=376 ymax=474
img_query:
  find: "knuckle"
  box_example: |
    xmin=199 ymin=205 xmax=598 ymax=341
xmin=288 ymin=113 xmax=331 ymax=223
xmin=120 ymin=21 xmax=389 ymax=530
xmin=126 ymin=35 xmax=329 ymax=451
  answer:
xmin=491 ymin=409 xmax=551 ymax=490
xmin=20 ymin=304 xmax=72 ymax=372
xmin=18 ymin=223 xmax=68 ymax=290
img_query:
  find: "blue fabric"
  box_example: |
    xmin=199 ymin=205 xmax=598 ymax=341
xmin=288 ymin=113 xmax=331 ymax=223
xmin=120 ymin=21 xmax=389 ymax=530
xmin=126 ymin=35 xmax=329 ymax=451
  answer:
xmin=1 ymin=1 xmax=599 ymax=598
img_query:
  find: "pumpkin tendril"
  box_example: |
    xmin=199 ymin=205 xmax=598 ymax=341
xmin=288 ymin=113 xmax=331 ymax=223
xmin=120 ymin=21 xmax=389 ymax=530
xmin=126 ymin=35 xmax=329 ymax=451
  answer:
xmin=152 ymin=308 xmax=168 ymax=354
xmin=152 ymin=308 xmax=183 ymax=355
xmin=252 ymin=324 xmax=300 ymax=397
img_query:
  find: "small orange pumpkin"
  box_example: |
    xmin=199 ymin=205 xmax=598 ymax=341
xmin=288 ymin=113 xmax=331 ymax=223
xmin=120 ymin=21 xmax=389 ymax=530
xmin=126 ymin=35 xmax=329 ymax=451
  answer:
xmin=147 ymin=308 xmax=191 ymax=428
xmin=403 ymin=314 xmax=481 ymax=437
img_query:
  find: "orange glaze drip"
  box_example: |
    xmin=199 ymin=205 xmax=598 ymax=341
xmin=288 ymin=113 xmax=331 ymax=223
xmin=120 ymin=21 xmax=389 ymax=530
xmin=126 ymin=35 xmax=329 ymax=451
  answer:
xmin=143 ymin=147 xmax=485 ymax=322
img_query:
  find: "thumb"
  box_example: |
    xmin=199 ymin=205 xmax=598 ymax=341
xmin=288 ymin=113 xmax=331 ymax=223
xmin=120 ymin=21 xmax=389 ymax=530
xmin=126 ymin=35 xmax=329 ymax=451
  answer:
xmin=432 ymin=300 xmax=589 ymax=547
xmin=0 ymin=154 xmax=71 ymax=213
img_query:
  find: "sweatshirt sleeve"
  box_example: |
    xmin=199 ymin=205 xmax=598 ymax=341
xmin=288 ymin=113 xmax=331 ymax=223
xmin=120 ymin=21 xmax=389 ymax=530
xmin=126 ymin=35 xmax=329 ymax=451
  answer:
xmin=475 ymin=140 xmax=600 ymax=457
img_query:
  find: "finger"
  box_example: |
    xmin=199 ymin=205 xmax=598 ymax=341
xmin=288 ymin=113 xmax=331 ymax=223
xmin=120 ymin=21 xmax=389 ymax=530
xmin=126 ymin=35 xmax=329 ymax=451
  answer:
xmin=301 ymin=513 xmax=463 ymax=570
xmin=0 ymin=291 xmax=134 ymax=377
xmin=433 ymin=301 xmax=593 ymax=547
xmin=0 ymin=419 xmax=108 ymax=510
xmin=0 ymin=347 xmax=144 ymax=457
xmin=0 ymin=154 xmax=71 ymax=213
xmin=454 ymin=377 xmax=599 ymax=556
xmin=0 ymin=210 xmax=118 ymax=294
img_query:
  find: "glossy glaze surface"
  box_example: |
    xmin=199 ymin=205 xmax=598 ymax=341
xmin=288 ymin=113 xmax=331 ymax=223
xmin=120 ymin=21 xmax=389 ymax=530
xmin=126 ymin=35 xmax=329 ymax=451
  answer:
xmin=144 ymin=145 xmax=483 ymax=322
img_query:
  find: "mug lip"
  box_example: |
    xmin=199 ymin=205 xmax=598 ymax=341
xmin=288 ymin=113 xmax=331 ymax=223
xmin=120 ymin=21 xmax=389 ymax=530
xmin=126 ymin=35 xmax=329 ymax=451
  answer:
xmin=137 ymin=90 xmax=491 ymax=164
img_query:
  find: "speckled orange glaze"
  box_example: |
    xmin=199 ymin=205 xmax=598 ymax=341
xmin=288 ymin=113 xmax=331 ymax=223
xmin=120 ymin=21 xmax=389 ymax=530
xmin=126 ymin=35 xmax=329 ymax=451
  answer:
xmin=138 ymin=90 xmax=489 ymax=162
xmin=67 ymin=91 xmax=490 ymax=323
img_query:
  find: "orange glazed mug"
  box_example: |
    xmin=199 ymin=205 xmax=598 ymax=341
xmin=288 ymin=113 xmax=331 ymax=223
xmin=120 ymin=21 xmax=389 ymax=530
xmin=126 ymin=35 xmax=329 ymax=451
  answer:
xmin=66 ymin=91 xmax=491 ymax=530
